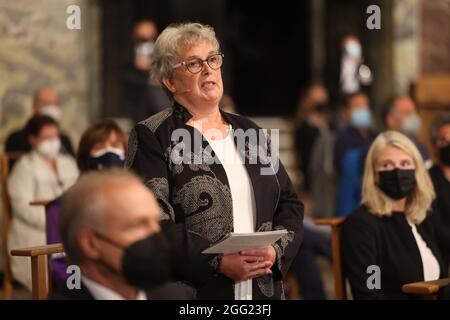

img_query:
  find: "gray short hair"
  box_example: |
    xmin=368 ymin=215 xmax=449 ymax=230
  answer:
xmin=151 ymin=22 xmax=220 ymax=97
xmin=430 ymin=112 xmax=450 ymax=144
xmin=60 ymin=169 xmax=140 ymax=265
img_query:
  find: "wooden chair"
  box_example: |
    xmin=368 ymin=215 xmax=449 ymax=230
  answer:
xmin=1 ymin=152 xmax=24 ymax=300
xmin=316 ymin=217 xmax=450 ymax=300
xmin=10 ymin=243 xmax=64 ymax=300
xmin=9 ymin=200 xmax=61 ymax=300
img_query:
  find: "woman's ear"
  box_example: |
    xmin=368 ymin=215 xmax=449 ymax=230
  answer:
xmin=162 ymin=75 xmax=176 ymax=94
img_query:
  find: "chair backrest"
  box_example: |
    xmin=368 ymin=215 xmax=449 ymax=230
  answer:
xmin=8 ymin=201 xmax=63 ymax=300
xmin=1 ymin=152 xmax=24 ymax=300
xmin=10 ymin=243 xmax=64 ymax=300
xmin=315 ymin=217 xmax=346 ymax=299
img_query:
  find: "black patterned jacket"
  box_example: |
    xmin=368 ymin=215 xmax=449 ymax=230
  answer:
xmin=126 ymin=102 xmax=304 ymax=299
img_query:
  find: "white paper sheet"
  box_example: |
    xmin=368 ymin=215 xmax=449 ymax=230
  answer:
xmin=202 ymin=230 xmax=288 ymax=254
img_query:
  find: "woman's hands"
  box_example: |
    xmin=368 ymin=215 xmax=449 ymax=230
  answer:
xmin=219 ymin=246 xmax=277 ymax=282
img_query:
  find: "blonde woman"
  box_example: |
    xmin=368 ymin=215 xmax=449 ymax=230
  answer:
xmin=341 ymin=131 xmax=448 ymax=299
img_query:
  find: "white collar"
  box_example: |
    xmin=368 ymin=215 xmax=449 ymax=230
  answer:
xmin=82 ymin=275 xmax=147 ymax=300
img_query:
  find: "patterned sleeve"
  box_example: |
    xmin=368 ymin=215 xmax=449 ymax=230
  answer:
xmin=125 ymin=124 xmax=215 ymax=287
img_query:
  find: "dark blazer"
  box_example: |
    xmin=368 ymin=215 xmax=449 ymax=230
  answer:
xmin=51 ymin=281 xmax=195 ymax=300
xmin=342 ymin=205 xmax=448 ymax=300
xmin=125 ymin=102 xmax=304 ymax=300
xmin=429 ymin=165 xmax=450 ymax=267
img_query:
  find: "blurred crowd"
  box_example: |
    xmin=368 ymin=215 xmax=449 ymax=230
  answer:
xmin=1 ymin=20 xmax=449 ymax=301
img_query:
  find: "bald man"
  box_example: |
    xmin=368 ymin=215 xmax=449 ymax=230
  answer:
xmin=5 ymin=87 xmax=74 ymax=160
xmin=52 ymin=170 xmax=194 ymax=300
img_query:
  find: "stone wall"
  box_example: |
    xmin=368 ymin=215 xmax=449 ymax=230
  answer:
xmin=0 ymin=0 xmax=100 ymax=271
xmin=0 ymin=0 xmax=101 ymax=151
xmin=421 ymin=0 xmax=450 ymax=73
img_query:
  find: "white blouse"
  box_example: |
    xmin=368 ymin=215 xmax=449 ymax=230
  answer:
xmin=407 ymin=220 xmax=440 ymax=281
xmin=207 ymin=126 xmax=256 ymax=300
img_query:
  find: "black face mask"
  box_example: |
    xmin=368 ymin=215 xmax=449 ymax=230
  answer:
xmin=88 ymin=150 xmax=125 ymax=170
xmin=377 ymin=169 xmax=417 ymax=200
xmin=438 ymin=145 xmax=450 ymax=166
xmin=94 ymin=231 xmax=172 ymax=290
xmin=122 ymin=232 xmax=172 ymax=290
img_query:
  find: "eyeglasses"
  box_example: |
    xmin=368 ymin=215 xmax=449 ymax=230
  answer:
xmin=172 ymin=53 xmax=224 ymax=74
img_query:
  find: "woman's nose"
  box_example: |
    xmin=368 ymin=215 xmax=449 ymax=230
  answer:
xmin=201 ymin=61 xmax=212 ymax=75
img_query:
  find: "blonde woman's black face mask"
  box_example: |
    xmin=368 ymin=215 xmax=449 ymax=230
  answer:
xmin=377 ymin=169 xmax=417 ymax=200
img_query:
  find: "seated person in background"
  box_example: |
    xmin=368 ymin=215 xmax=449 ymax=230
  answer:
xmin=294 ymin=84 xmax=336 ymax=218
xmin=8 ymin=115 xmax=79 ymax=291
xmin=5 ymin=87 xmax=75 ymax=161
xmin=293 ymin=84 xmax=330 ymax=192
xmin=334 ymin=92 xmax=377 ymax=216
xmin=342 ymin=131 xmax=448 ymax=299
xmin=383 ymin=95 xmax=430 ymax=162
xmin=428 ymin=113 xmax=450 ymax=270
xmin=55 ymin=170 xmax=192 ymax=300
xmin=76 ymin=119 xmax=127 ymax=172
xmin=123 ymin=20 xmax=171 ymax=123
xmin=46 ymin=119 xmax=127 ymax=287
xmin=334 ymin=91 xmax=377 ymax=174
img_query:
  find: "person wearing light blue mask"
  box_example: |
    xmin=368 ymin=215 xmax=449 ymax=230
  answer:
xmin=384 ymin=96 xmax=430 ymax=162
xmin=351 ymin=106 xmax=372 ymax=129
xmin=334 ymin=92 xmax=378 ymax=216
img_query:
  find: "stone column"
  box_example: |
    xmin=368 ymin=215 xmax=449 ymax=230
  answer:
xmin=421 ymin=0 xmax=450 ymax=73
xmin=393 ymin=0 xmax=421 ymax=95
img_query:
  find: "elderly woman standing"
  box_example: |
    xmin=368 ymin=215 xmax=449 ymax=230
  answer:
xmin=126 ymin=22 xmax=303 ymax=300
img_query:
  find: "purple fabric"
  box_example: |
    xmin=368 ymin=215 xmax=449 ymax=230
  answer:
xmin=46 ymin=198 xmax=68 ymax=286
xmin=46 ymin=198 xmax=62 ymax=244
